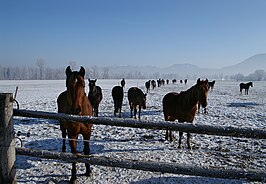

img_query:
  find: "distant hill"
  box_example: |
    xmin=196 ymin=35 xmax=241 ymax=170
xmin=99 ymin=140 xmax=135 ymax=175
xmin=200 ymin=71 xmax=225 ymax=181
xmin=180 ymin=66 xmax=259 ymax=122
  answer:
xmin=219 ymin=53 xmax=266 ymax=75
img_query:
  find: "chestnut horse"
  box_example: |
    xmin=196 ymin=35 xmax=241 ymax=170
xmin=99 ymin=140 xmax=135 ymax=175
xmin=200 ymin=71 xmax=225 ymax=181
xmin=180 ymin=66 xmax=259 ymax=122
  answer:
xmin=240 ymin=82 xmax=253 ymax=95
xmin=57 ymin=66 xmax=93 ymax=183
xmin=163 ymin=78 xmax=209 ymax=149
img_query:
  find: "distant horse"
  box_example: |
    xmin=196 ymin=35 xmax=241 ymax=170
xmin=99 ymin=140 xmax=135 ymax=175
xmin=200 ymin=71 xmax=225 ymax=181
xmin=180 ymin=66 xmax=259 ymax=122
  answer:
xmin=180 ymin=80 xmax=183 ymax=84
xmin=112 ymin=85 xmax=124 ymax=117
xmin=151 ymin=80 xmax=156 ymax=89
xmin=240 ymin=82 xmax=253 ymax=95
xmin=88 ymin=79 xmax=103 ymax=117
xmin=128 ymin=87 xmax=147 ymax=119
xmin=145 ymin=80 xmax=151 ymax=93
xmin=172 ymin=79 xmax=177 ymax=84
xmin=184 ymin=79 xmax=187 ymax=85
xmin=163 ymin=78 xmax=209 ymax=149
xmin=157 ymin=79 xmax=162 ymax=87
xmin=121 ymin=78 xmax=126 ymax=88
xmin=57 ymin=66 xmax=93 ymax=183
xmin=208 ymin=80 xmax=216 ymax=91
xmin=166 ymin=79 xmax=169 ymax=84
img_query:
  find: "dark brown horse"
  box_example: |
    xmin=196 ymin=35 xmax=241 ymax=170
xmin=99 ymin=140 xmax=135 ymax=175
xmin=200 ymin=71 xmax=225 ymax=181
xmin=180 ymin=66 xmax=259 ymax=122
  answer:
xmin=112 ymin=85 xmax=124 ymax=117
xmin=145 ymin=80 xmax=151 ymax=93
xmin=151 ymin=80 xmax=156 ymax=89
xmin=128 ymin=87 xmax=147 ymax=119
xmin=208 ymin=80 xmax=216 ymax=91
xmin=57 ymin=66 xmax=93 ymax=183
xmin=240 ymin=82 xmax=253 ymax=95
xmin=88 ymin=79 xmax=103 ymax=117
xmin=121 ymin=78 xmax=126 ymax=88
xmin=163 ymin=78 xmax=209 ymax=149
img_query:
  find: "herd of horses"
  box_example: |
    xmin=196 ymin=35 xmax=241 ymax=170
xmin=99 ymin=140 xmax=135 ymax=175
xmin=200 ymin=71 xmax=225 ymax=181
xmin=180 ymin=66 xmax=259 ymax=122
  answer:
xmin=56 ymin=66 xmax=253 ymax=183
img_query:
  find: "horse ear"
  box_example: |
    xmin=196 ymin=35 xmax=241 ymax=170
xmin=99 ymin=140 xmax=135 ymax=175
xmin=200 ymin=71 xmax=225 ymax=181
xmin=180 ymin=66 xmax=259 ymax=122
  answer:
xmin=65 ymin=66 xmax=72 ymax=76
xmin=79 ymin=66 xmax=85 ymax=77
xmin=95 ymin=79 xmax=97 ymax=82
xmin=197 ymin=78 xmax=201 ymax=84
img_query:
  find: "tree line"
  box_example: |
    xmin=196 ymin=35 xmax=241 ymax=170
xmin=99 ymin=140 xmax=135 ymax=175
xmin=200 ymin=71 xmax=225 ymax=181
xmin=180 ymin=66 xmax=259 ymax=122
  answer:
xmin=1 ymin=64 xmax=266 ymax=81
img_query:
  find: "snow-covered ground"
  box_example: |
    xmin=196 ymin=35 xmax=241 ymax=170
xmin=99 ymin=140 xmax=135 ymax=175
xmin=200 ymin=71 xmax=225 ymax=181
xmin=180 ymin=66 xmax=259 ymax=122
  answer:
xmin=1 ymin=79 xmax=265 ymax=184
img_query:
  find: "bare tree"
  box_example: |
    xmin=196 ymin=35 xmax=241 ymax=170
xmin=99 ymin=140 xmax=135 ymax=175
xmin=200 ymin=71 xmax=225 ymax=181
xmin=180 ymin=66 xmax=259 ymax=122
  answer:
xmin=36 ymin=58 xmax=45 ymax=80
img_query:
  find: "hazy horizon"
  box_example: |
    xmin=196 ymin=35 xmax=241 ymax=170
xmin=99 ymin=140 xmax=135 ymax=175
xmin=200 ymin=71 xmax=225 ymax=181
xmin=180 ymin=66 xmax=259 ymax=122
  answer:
xmin=1 ymin=0 xmax=266 ymax=69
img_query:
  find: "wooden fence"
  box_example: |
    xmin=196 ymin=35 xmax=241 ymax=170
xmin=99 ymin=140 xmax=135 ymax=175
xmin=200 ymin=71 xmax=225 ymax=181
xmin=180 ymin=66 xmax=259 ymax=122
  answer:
xmin=1 ymin=93 xmax=266 ymax=183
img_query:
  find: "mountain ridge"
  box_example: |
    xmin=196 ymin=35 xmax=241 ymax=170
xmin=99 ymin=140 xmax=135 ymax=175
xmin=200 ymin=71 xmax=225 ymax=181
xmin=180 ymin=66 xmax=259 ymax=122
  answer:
xmin=91 ymin=53 xmax=266 ymax=79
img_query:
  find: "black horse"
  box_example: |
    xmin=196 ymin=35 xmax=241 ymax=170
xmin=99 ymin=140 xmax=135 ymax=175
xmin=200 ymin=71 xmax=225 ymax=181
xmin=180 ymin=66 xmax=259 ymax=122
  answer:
xmin=145 ymin=80 xmax=151 ymax=93
xmin=240 ymin=82 xmax=253 ymax=95
xmin=112 ymin=85 xmax=124 ymax=117
xmin=208 ymin=80 xmax=216 ymax=91
xmin=88 ymin=79 xmax=103 ymax=116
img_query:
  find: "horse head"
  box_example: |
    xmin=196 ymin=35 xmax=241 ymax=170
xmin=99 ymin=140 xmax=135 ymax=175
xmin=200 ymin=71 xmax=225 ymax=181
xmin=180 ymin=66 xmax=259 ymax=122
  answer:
xmin=65 ymin=66 xmax=86 ymax=115
xmin=196 ymin=78 xmax=209 ymax=108
xmin=88 ymin=79 xmax=98 ymax=92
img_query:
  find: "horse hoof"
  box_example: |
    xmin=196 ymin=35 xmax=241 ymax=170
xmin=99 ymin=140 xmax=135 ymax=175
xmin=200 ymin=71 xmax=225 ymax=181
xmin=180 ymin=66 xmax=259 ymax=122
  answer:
xmin=70 ymin=177 xmax=77 ymax=184
xmin=84 ymin=169 xmax=92 ymax=177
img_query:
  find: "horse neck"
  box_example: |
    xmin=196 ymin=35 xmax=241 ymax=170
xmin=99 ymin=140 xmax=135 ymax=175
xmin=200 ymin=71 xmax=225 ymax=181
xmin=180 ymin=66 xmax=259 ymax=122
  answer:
xmin=180 ymin=85 xmax=200 ymax=109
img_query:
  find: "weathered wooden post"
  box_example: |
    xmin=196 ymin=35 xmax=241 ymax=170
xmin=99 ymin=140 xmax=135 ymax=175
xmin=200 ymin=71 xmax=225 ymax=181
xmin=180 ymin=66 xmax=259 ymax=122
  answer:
xmin=0 ymin=93 xmax=16 ymax=184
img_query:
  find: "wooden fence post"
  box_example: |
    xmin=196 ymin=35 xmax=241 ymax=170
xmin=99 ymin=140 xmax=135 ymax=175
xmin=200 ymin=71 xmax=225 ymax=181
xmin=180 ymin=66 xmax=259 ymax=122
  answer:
xmin=0 ymin=93 xmax=16 ymax=184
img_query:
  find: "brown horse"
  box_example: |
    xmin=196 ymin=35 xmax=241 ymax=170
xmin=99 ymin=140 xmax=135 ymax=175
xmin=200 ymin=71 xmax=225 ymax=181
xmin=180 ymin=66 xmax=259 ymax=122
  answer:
xmin=163 ymin=78 xmax=209 ymax=149
xmin=57 ymin=66 xmax=93 ymax=183
xmin=128 ymin=87 xmax=147 ymax=119
xmin=240 ymin=82 xmax=253 ymax=95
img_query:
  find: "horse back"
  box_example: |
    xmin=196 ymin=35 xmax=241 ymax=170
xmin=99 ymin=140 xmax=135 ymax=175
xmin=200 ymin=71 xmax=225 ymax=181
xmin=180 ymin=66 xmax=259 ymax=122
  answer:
xmin=112 ymin=86 xmax=124 ymax=101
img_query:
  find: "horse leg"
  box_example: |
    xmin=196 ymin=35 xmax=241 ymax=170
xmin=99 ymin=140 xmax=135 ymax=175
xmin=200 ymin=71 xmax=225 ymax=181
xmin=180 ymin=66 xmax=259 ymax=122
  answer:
xmin=169 ymin=130 xmax=173 ymax=142
xmin=165 ymin=129 xmax=169 ymax=140
xmin=178 ymin=132 xmax=183 ymax=148
xmin=118 ymin=107 xmax=121 ymax=118
xmin=69 ymin=134 xmax=78 ymax=183
xmin=130 ymin=103 xmax=133 ymax=118
xmin=134 ymin=106 xmax=137 ymax=119
xmin=61 ymin=128 xmax=67 ymax=152
xmin=83 ymin=137 xmax=92 ymax=176
xmin=138 ymin=106 xmax=141 ymax=119
xmin=187 ymin=133 xmax=192 ymax=149
xmin=197 ymin=103 xmax=200 ymax=114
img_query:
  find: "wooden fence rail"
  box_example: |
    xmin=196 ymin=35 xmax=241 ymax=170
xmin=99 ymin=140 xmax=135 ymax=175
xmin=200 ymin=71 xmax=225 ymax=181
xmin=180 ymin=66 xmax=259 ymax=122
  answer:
xmin=16 ymin=147 xmax=266 ymax=181
xmin=14 ymin=109 xmax=266 ymax=139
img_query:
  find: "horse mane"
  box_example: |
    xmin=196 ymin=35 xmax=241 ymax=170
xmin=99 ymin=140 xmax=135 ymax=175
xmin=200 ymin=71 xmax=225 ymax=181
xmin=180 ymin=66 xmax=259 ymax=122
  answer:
xmin=178 ymin=84 xmax=199 ymax=110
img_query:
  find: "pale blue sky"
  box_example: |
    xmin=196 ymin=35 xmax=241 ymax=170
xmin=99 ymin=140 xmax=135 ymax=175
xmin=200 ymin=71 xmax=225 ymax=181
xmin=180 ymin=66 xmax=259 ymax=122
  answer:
xmin=1 ymin=0 xmax=266 ymax=69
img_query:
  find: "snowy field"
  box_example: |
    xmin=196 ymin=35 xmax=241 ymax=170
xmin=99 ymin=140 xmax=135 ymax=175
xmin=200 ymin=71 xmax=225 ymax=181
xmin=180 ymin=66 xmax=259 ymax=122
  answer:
xmin=1 ymin=79 xmax=266 ymax=184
